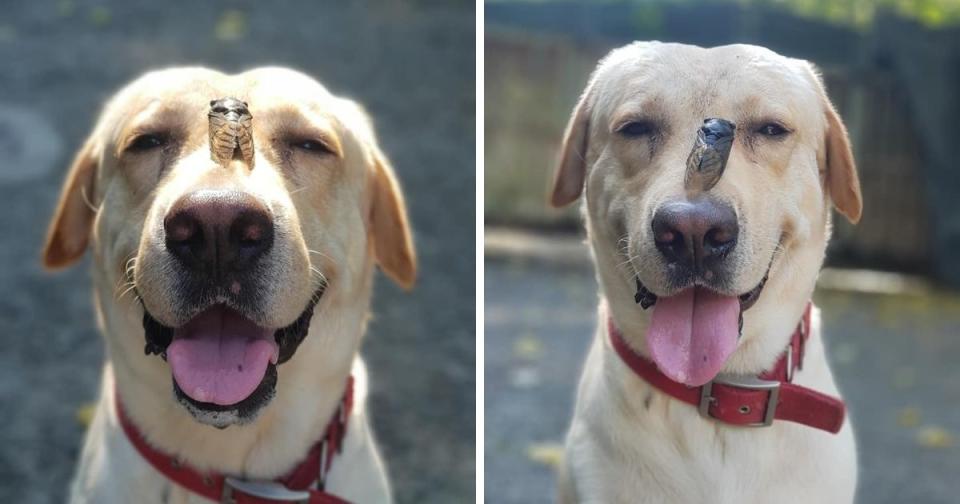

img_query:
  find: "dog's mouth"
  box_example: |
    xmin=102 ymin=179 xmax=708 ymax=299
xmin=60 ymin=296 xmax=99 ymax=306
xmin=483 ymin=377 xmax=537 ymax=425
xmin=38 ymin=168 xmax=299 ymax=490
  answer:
xmin=141 ymin=288 xmax=323 ymax=427
xmin=631 ymin=258 xmax=773 ymax=387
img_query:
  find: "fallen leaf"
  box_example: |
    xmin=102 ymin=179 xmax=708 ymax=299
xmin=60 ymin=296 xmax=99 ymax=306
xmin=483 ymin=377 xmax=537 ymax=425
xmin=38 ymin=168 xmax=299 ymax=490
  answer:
xmin=916 ymin=426 xmax=954 ymax=449
xmin=526 ymin=442 xmax=563 ymax=469
xmin=897 ymin=407 xmax=920 ymax=428
xmin=215 ymin=10 xmax=247 ymax=42
xmin=76 ymin=403 xmax=96 ymax=427
xmin=513 ymin=334 xmax=542 ymax=360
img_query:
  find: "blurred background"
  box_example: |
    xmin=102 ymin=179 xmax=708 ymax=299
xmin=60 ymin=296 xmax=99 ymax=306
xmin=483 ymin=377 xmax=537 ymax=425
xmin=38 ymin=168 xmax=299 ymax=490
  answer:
xmin=485 ymin=1 xmax=960 ymax=503
xmin=0 ymin=1 xmax=473 ymax=502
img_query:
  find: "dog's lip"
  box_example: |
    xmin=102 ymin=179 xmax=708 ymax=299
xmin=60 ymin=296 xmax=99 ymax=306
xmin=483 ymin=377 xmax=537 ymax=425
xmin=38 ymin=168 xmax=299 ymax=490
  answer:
xmin=633 ymin=255 xmax=774 ymax=313
xmin=140 ymin=286 xmax=325 ymax=365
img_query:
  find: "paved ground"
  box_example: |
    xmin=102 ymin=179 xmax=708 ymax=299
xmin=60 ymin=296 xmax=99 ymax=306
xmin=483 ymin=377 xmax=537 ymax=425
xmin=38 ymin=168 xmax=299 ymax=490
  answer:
xmin=0 ymin=2 xmax=474 ymax=502
xmin=485 ymin=252 xmax=960 ymax=504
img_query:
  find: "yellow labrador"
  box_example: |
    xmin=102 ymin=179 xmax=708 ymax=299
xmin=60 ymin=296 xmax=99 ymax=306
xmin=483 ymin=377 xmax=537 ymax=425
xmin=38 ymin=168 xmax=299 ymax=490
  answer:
xmin=44 ymin=67 xmax=415 ymax=503
xmin=551 ymin=42 xmax=860 ymax=503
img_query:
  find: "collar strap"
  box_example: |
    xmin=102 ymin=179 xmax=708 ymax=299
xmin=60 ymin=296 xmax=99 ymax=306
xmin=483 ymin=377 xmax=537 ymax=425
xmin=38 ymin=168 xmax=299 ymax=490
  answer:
xmin=608 ymin=303 xmax=846 ymax=434
xmin=116 ymin=377 xmax=355 ymax=504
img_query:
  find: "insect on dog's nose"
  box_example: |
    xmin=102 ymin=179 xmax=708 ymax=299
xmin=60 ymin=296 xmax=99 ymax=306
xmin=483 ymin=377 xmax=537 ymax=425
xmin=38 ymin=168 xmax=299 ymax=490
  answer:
xmin=652 ymin=198 xmax=738 ymax=270
xmin=700 ymin=118 xmax=736 ymax=145
xmin=164 ymin=190 xmax=274 ymax=277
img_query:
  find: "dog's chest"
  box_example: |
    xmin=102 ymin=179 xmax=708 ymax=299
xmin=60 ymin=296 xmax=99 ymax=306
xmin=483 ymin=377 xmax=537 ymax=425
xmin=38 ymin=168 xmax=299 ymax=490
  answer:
xmin=573 ymin=405 xmax=856 ymax=504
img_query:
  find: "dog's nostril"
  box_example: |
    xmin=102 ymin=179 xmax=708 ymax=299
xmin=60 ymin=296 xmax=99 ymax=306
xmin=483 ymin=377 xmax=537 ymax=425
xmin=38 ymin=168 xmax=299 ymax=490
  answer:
xmin=654 ymin=229 xmax=677 ymax=245
xmin=166 ymin=216 xmax=198 ymax=244
xmin=705 ymin=227 xmax=735 ymax=247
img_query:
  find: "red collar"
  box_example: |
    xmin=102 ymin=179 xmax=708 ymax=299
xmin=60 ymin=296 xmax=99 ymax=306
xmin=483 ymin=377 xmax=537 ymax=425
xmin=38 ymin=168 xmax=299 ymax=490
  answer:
xmin=116 ymin=377 xmax=355 ymax=504
xmin=608 ymin=303 xmax=846 ymax=433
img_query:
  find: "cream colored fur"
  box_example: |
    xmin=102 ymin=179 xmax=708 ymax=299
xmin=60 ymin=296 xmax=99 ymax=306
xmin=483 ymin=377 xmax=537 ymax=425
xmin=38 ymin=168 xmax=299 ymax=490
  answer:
xmin=43 ymin=67 xmax=416 ymax=504
xmin=551 ymin=42 xmax=860 ymax=504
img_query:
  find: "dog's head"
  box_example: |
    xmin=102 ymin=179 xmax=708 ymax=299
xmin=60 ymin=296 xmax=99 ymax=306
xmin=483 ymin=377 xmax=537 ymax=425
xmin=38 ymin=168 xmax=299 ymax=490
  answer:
xmin=43 ymin=67 xmax=415 ymax=427
xmin=551 ymin=42 xmax=861 ymax=385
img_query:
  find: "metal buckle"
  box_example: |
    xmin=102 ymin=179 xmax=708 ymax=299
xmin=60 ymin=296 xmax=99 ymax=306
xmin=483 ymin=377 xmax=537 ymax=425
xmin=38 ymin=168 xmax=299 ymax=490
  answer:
xmin=317 ymin=441 xmax=330 ymax=490
xmin=222 ymin=477 xmax=310 ymax=503
xmin=698 ymin=373 xmax=781 ymax=427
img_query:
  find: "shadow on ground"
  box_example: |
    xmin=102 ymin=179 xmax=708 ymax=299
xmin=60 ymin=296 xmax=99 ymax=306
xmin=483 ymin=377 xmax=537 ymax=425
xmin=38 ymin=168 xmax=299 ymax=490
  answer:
xmin=485 ymin=257 xmax=960 ymax=504
xmin=0 ymin=2 xmax=474 ymax=502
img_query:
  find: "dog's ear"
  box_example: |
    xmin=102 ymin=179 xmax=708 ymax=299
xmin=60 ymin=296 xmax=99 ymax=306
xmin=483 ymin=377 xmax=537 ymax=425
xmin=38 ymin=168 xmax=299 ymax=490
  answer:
xmin=368 ymin=148 xmax=417 ymax=290
xmin=42 ymin=135 xmax=100 ymax=269
xmin=805 ymin=62 xmax=862 ymax=224
xmin=550 ymin=84 xmax=594 ymax=207
xmin=338 ymin=98 xmax=416 ymax=289
xmin=823 ymin=101 xmax=862 ymax=223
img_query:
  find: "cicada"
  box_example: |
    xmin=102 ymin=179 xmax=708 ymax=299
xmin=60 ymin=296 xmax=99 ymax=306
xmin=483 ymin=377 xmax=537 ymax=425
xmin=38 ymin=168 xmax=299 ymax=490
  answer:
xmin=685 ymin=118 xmax=735 ymax=192
xmin=208 ymin=97 xmax=254 ymax=167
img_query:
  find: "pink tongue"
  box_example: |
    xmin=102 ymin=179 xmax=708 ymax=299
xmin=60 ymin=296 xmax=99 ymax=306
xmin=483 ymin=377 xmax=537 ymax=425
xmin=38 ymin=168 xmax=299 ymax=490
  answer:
xmin=167 ymin=306 xmax=279 ymax=406
xmin=646 ymin=287 xmax=740 ymax=386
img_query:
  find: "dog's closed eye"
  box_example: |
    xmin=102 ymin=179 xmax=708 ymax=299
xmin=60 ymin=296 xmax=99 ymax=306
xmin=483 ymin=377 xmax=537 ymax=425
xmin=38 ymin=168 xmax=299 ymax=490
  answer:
xmin=125 ymin=133 xmax=169 ymax=153
xmin=753 ymin=122 xmax=791 ymax=139
xmin=615 ymin=119 xmax=658 ymax=138
xmin=289 ymin=138 xmax=334 ymax=155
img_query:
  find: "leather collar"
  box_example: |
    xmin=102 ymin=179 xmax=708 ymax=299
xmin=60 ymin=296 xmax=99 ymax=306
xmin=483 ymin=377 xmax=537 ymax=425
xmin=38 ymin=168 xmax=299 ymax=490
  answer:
xmin=116 ymin=377 xmax=354 ymax=503
xmin=608 ymin=303 xmax=846 ymax=433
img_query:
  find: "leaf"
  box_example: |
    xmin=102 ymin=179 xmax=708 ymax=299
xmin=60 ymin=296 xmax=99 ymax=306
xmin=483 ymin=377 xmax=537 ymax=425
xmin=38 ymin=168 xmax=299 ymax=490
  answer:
xmin=526 ymin=442 xmax=564 ymax=469
xmin=897 ymin=407 xmax=920 ymax=428
xmin=75 ymin=403 xmax=96 ymax=427
xmin=215 ymin=10 xmax=247 ymax=42
xmin=916 ymin=426 xmax=955 ymax=449
xmin=513 ymin=334 xmax=542 ymax=360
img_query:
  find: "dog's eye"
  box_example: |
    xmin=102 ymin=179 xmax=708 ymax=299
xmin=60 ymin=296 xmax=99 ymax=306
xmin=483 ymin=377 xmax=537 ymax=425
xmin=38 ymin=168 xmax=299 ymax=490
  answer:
xmin=290 ymin=139 xmax=332 ymax=155
xmin=756 ymin=123 xmax=789 ymax=138
xmin=127 ymin=133 xmax=167 ymax=152
xmin=616 ymin=120 xmax=656 ymax=138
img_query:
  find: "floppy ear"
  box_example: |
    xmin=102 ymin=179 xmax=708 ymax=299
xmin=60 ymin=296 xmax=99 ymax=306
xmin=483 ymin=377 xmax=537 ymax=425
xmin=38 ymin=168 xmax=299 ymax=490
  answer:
xmin=805 ymin=61 xmax=862 ymax=224
xmin=822 ymin=101 xmax=862 ymax=223
xmin=42 ymin=136 xmax=100 ymax=269
xmin=550 ymin=85 xmax=594 ymax=207
xmin=369 ymin=149 xmax=417 ymax=290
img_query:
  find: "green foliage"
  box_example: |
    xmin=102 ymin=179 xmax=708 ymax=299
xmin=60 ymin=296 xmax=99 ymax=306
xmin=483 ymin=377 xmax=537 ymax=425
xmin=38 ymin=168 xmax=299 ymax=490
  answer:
xmin=741 ymin=0 xmax=960 ymax=28
xmin=495 ymin=0 xmax=960 ymax=28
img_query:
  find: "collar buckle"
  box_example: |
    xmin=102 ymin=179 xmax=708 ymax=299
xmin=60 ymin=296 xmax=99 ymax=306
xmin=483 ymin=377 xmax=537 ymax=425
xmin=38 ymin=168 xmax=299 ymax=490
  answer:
xmin=698 ymin=373 xmax=781 ymax=427
xmin=222 ymin=477 xmax=310 ymax=504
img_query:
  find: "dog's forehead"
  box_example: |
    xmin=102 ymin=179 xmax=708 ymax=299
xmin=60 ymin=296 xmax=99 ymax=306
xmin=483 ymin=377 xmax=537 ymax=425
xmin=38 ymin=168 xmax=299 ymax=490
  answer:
xmin=106 ymin=67 xmax=339 ymax=121
xmin=592 ymin=42 xmax=817 ymax=118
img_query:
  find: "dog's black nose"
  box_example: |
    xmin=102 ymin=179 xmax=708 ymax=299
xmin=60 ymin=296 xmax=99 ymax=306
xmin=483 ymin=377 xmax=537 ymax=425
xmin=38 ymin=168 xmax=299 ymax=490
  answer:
xmin=164 ymin=190 xmax=273 ymax=278
xmin=652 ymin=198 xmax=738 ymax=271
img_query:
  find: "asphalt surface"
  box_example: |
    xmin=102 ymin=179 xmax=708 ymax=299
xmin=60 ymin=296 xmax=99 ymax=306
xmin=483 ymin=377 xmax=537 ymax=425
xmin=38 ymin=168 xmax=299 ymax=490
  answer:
xmin=0 ymin=2 xmax=474 ymax=503
xmin=485 ymin=256 xmax=960 ymax=504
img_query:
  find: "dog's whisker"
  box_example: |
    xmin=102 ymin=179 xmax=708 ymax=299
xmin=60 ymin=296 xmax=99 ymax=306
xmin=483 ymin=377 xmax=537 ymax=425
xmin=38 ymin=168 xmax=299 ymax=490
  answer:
xmin=116 ymin=282 xmax=138 ymax=302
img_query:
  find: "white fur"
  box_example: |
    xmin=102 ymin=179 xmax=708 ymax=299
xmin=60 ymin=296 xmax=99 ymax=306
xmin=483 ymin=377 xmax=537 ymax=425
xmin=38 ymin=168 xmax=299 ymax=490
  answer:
xmin=554 ymin=42 xmax=859 ymax=503
xmin=46 ymin=67 xmax=415 ymax=504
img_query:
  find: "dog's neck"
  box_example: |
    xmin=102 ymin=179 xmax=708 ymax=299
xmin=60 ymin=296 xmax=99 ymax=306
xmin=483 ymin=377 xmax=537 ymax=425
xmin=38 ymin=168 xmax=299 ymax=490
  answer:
xmin=98 ymin=284 xmax=370 ymax=479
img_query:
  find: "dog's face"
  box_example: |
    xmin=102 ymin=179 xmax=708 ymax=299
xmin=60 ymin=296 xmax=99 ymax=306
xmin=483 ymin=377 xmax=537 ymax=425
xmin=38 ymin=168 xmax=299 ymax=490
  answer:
xmin=43 ymin=67 xmax=415 ymax=426
xmin=552 ymin=42 xmax=861 ymax=385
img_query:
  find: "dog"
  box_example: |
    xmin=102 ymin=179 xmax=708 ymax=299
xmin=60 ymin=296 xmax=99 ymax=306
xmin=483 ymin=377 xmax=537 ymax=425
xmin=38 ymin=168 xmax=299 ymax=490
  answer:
xmin=43 ymin=67 xmax=416 ymax=503
xmin=551 ymin=42 xmax=860 ymax=503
